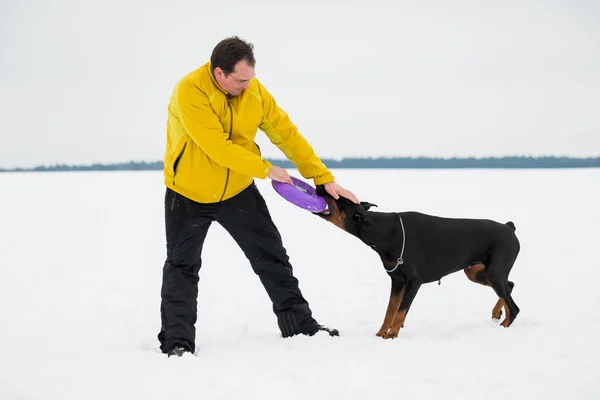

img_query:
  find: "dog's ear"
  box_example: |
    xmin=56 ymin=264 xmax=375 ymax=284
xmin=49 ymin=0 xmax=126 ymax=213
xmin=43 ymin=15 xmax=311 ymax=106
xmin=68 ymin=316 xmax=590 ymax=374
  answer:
xmin=360 ymin=201 xmax=377 ymax=211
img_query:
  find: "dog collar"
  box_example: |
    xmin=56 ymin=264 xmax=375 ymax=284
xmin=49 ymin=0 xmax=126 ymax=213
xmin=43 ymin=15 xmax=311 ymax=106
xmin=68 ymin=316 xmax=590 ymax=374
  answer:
xmin=384 ymin=215 xmax=406 ymax=274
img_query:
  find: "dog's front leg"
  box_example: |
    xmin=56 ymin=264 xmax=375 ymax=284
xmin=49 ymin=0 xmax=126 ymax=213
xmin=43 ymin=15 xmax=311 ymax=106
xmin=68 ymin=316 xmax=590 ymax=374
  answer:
xmin=383 ymin=279 xmax=422 ymax=339
xmin=376 ymin=278 xmax=405 ymax=337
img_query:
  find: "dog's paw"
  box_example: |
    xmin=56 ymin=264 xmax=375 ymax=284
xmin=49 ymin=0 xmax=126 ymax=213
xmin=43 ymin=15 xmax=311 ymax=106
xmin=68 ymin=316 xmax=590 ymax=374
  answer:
xmin=492 ymin=299 xmax=505 ymax=320
xmin=382 ymin=331 xmax=399 ymax=339
xmin=375 ymin=329 xmax=387 ymax=337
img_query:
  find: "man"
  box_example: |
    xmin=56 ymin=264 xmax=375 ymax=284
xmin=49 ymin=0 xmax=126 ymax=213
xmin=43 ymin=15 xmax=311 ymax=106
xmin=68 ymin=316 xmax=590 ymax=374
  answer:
xmin=158 ymin=36 xmax=358 ymax=357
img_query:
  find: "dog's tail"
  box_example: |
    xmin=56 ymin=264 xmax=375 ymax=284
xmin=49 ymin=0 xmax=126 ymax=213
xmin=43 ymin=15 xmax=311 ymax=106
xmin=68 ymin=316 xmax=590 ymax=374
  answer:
xmin=505 ymin=221 xmax=516 ymax=232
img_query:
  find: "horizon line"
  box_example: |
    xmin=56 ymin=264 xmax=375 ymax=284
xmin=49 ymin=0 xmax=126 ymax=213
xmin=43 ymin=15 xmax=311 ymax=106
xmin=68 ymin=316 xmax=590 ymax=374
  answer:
xmin=2 ymin=155 xmax=600 ymax=171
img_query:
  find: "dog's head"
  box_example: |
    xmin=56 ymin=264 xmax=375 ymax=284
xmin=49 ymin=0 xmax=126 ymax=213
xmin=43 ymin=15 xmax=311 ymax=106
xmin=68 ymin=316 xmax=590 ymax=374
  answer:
xmin=314 ymin=184 xmax=377 ymax=235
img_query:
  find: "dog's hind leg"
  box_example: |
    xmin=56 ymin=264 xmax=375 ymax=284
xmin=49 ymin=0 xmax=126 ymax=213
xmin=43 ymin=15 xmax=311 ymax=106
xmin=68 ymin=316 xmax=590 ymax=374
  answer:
xmin=464 ymin=263 xmax=502 ymax=319
xmin=485 ymin=252 xmax=520 ymax=328
xmin=465 ymin=263 xmax=516 ymax=320
xmin=491 ymin=285 xmax=518 ymax=321
xmin=376 ymin=279 xmax=405 ymax=337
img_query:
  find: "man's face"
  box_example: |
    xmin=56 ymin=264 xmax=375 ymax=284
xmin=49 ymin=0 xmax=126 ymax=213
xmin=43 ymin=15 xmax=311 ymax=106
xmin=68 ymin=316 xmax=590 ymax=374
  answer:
xmin=214 ymin=60 xmax=255 ymax=96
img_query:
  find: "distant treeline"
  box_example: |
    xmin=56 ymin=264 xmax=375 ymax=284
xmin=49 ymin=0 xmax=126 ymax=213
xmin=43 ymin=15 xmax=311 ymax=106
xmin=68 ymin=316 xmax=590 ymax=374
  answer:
xmin=1 ymin=156 xmax=599 ymax=172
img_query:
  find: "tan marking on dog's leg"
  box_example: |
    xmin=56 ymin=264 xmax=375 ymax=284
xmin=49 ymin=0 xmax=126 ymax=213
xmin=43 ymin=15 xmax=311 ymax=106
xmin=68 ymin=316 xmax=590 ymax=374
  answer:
xmin=465 ymin=263 xmax=505 ymax=320
xmin=500 ymin=299 xmax=512 ymax=327
xmin=492 ymin=299 xmax=503 ymax=320
xmin=383 ymin=309 xmax=408 ymax=339
xmin=464 ymin=263 xmax=488 ymax=285
xmin=486 ymin=281 xmax=513 ymax=328
xmin=376 ymin=287 xmax=404 ymax=337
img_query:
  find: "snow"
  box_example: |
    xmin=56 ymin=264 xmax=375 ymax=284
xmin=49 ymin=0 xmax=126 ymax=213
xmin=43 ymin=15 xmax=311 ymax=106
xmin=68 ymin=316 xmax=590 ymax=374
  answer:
xmin=1 ymin=168 xmax=598 ymax=399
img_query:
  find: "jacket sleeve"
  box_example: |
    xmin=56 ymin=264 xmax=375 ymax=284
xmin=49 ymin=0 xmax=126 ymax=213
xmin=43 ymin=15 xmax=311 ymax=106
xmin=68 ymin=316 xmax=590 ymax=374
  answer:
xmin=175 ymin=79 xmax=272 ymax=179
xmin=257 ymin=81 xmax=335 ymax=185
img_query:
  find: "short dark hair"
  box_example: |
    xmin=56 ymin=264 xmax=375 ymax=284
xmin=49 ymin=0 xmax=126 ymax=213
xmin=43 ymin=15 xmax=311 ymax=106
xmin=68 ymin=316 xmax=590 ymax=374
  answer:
xmin=210 ymin=36 xmax=255 ymax=75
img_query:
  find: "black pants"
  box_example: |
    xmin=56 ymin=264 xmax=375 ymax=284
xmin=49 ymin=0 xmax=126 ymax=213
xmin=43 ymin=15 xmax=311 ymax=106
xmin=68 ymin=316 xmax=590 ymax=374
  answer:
xmin=158 ymin=183 xmax=319 ymax=353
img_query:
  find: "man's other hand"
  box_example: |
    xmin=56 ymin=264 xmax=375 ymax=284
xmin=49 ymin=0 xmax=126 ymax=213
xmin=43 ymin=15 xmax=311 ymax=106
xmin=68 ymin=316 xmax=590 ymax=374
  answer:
xmin=268 ymin=166 xmax=293 ymax=184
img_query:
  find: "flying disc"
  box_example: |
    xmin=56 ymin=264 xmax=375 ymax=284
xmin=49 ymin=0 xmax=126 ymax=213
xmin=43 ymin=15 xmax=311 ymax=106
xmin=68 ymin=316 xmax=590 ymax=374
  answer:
xmin=271 ymin=176 xmax=328 ymax=213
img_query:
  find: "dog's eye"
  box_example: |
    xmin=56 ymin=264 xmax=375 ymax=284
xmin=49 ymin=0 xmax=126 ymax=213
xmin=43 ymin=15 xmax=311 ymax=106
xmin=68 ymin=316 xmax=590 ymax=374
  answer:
xmin=353 ymin=212 xmax=375 ymax=227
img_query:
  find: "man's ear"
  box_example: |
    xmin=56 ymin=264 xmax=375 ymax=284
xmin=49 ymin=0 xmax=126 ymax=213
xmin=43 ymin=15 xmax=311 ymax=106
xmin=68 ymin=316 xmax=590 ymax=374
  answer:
xmin=360 ymin=201 xmax=377 ymax=211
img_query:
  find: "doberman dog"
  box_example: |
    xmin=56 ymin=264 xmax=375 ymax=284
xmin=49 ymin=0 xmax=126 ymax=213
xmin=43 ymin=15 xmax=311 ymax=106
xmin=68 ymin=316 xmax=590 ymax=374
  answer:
xmin=314 ymin=185 xmax=520 ymax=339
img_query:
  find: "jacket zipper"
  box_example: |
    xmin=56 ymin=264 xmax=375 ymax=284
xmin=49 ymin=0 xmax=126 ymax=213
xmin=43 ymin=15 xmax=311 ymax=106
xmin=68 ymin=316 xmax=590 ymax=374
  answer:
xmin=219 ymin=102 xmax=233 ymax=201
xmin=172 ymin=142 xmax=187 ymax=186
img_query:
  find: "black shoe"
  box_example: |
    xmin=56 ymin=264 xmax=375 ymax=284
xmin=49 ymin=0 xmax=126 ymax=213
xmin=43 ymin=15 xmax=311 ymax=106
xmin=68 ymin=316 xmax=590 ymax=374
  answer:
xmin=167 ymin=346 xmax=191 ymax=357
xmin=308 ymin=325 xmax=339 ymax=337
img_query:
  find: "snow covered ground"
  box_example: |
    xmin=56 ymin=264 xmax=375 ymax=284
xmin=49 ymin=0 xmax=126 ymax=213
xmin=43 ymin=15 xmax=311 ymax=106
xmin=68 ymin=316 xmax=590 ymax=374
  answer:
xmin=1 ymin=168 xmax=598 ymax=399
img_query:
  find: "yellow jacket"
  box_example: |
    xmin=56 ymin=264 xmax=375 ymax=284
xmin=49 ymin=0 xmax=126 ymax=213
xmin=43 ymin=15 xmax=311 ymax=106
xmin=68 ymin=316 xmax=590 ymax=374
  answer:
xmin=163 ymin=62 xmax=334 ymax=203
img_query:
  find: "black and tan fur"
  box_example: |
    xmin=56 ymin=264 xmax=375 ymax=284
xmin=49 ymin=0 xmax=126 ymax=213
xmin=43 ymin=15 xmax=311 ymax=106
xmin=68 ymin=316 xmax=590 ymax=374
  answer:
xmin=314 ymin=185 xmax=521 ymax=338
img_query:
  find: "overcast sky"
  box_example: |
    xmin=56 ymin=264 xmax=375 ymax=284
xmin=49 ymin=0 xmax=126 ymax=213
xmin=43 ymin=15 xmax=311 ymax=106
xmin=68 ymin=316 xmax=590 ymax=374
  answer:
xmin=1 ymin=0 xmax=598 ymax=168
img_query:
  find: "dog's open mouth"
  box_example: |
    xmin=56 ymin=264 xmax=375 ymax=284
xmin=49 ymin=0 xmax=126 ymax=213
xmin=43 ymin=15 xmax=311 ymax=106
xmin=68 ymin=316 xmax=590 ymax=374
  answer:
xmin=313 ymin=206 xmax=331 ymax=216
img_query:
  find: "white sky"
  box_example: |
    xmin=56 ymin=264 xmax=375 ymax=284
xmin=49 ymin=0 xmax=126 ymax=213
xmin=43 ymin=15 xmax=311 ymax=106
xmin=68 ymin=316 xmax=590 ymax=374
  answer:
xmin=1 ymin=0 xmax=599 ymax=168
xmin=1 ymin=169 xmax=598 ymax=398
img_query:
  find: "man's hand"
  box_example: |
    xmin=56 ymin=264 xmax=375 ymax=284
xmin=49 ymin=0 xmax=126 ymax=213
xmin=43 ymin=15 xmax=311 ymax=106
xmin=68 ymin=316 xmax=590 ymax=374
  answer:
xmin=268 ymin=165 xmax=293 ymax=184
xmin=324 ymin=181 xmax=359 ymax=204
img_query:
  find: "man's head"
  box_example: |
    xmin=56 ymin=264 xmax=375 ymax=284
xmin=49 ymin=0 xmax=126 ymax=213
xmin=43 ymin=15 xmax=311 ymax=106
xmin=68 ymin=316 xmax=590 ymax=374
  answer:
xmin=211 ymin=36 xmax=256 ymax=97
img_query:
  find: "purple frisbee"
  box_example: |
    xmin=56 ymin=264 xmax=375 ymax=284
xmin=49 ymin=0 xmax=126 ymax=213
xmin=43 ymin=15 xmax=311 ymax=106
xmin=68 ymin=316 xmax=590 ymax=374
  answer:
xmin=271 ymin=176 xmax=328 ymax=213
